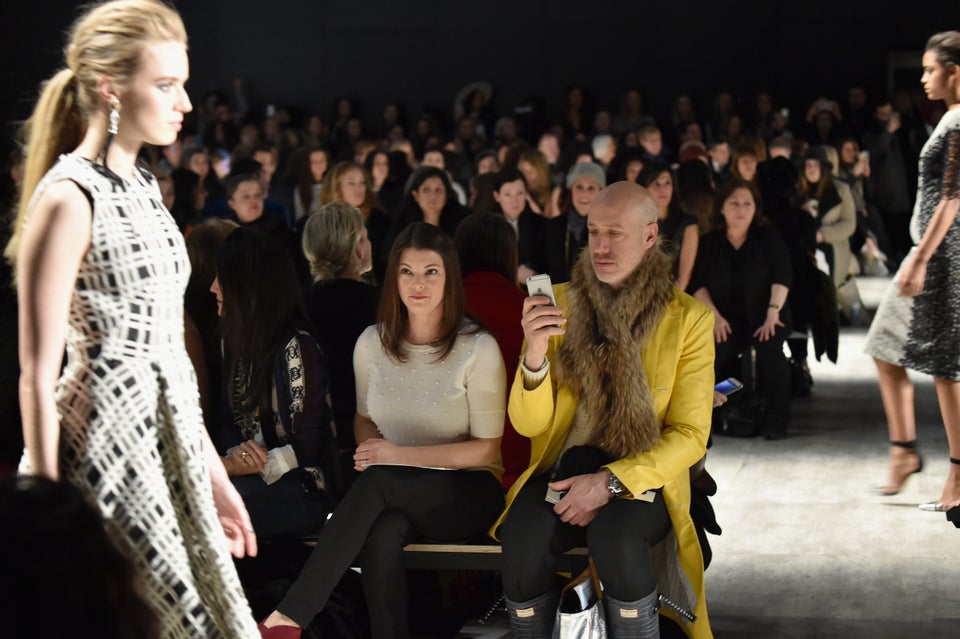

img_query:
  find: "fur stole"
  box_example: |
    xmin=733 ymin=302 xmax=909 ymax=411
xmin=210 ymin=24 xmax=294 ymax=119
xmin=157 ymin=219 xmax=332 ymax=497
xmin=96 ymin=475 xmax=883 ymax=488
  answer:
xmin=554 ymin=247 xmax=675 ymax=458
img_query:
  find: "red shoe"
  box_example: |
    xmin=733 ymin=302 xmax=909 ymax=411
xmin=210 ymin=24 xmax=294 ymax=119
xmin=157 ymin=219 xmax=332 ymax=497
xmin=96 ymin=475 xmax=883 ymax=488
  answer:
xmin=258 ymin=621 xmax=301 ymax=639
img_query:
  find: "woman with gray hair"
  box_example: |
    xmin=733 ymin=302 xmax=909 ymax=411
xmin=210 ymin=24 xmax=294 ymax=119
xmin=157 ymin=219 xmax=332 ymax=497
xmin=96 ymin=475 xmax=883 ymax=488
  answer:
xmin=302 ymin=202 xmax=379 ymax=487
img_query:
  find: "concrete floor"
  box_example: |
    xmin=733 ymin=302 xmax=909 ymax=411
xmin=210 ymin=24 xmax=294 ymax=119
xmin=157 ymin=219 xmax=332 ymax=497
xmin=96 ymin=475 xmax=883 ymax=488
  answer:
xmin=461 ymin=277 xmax=960 ymax=638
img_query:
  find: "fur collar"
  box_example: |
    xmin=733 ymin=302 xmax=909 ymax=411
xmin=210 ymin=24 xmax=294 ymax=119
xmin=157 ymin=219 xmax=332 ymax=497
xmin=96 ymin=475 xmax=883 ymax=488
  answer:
xmin=554 ymin=246 xmax=675 ymax=458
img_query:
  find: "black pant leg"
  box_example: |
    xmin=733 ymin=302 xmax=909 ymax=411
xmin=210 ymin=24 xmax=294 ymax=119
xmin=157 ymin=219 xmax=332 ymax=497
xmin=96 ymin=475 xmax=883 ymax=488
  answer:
xmin=360 ymin=510 xmax=417 ymax=639
xmin=587 ymin=494 xmax=671 ymax=600
xmin=500 ymin=473 xmax=585 ymax=601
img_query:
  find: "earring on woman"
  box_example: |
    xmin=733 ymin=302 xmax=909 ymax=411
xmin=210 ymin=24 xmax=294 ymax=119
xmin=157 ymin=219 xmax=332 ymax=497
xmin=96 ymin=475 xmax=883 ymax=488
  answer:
xmin=108 ymin=100 xmax=121 ymax=135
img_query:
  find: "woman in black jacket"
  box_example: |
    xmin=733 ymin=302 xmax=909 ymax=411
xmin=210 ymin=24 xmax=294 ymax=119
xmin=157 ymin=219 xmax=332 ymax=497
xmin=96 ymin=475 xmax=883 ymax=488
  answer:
xmin=690 ymin=179 xmax=793 ymax=439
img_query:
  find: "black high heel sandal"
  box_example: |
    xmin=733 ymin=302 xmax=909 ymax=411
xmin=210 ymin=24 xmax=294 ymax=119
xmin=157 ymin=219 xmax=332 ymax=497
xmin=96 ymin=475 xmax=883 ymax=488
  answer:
xmin=918 ymin=457 xmax=960 ymax=511
xmin=874 ymin=440 xmax=923 ymax=496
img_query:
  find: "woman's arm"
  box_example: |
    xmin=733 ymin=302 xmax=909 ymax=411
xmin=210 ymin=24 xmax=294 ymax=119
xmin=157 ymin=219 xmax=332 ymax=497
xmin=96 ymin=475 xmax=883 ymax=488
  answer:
xmin=692 ymin=286 xmax=731 ymax=343
xmin=900 ymin=130 xmax=960 ymax=297
xmin=754 ymin=283 xmax=789 ymax=341
xmin=355 ymin=436 xmax=501 ymax=470
xmin=17 ymin=181 xmax=92 ymax=480
xmin=354 ymin=412 xmax=381 ymax=445
xmin=675 ymin=224 xmax=699 ymax=291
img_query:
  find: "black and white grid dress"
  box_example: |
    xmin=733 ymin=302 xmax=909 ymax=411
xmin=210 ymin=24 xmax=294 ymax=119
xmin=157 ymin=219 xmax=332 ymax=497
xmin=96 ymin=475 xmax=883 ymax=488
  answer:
xmin=20 ymin=154 xmax=258 ymax=638
xmin=865 ymin=107 xmax=960 ymax=380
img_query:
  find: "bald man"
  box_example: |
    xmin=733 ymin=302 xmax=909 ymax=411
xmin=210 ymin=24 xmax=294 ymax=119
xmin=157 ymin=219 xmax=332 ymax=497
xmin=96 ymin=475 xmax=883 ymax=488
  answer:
xmin=489 ymin=182 xmax=715 ymax=639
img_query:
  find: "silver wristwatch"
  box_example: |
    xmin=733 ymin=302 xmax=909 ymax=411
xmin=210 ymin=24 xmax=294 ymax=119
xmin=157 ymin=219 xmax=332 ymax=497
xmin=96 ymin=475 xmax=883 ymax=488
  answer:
xmin=606 ymin=470 xmax=625 ymax=497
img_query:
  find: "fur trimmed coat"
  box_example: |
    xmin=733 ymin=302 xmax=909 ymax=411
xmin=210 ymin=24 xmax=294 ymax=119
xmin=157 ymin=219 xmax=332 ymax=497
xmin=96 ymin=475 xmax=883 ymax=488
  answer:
xmin=490 ymin=284 xmax=715 ymax=639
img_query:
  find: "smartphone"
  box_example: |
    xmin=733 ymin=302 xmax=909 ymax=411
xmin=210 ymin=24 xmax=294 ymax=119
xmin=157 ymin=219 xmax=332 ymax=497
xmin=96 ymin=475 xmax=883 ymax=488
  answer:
xmin=780 ymin=107 xmax=790 ymax=118
xmin=526 ymin=274 xmax=556 ymax=306
xmin=545 ymin=487 xmax=566 ymax=505
xmin=858 ymin=150 xmax=870 ymax=163
xmin=715 ymin=377 xmax=744 ymax=396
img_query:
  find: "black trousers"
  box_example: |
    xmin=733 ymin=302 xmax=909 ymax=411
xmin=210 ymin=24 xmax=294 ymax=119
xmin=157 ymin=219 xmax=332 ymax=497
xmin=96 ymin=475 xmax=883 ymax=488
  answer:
xmin=500 ymin=472 xmax=671 ymax=602
xmin=232 ymin=470 xmax=333 ymax=540
xmin=277 ymin=465 xmax=504 ymax=639
xmin=715 ymin=317 xmax=791 ymax=423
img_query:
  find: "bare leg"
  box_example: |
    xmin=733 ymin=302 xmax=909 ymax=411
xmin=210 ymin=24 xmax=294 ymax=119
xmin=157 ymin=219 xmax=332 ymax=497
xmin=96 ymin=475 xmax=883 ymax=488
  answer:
xmin=931 ymin=377 xmax=960 ymax=508
xmin=874 ymin=358 xmax=922 ymax=494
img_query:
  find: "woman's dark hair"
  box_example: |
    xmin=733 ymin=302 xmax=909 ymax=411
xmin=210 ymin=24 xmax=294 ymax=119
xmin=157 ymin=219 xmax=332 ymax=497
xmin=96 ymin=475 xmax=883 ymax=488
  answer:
xmin=363 ymin=149 xmax=390 ymax=176
xmin=396 ymin=167 xmax=457 ymax=225
xmin=677 ymin=159 xmax=716 ymax=234
xmin=216 ymin=227 xmax=307 ymax=415
xmin=169 ymin=167 xmax=201 ymax=232
xmin=926 ymin=31 xmax=960 ymax=67
xmin=378 ymin=222 xmax=470 ymax=363
xmin=637 ymin=162 xmax=684 ymax=222
xmin=712 ymin=178 xmax=767 ymax=230
xmin=296 ymin=146 xmax=331 ymax=215
xmin=797 ymin=155 xmax=835 ymax=200
xmin=0 ymin=476 xmax=159 ymax=639
xmin=455 ymin=213 xmax=519 ymax=285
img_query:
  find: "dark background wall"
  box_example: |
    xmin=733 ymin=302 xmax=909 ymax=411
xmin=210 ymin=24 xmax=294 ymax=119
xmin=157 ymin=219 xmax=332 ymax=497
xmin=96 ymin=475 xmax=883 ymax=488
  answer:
xmin=1 ymin=0 xmax=958 ymax=150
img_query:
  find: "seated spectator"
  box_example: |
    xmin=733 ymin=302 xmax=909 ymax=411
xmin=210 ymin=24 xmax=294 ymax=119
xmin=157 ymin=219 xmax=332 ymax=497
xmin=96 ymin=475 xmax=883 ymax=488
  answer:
xmin=364 ymin=149 xmax=400 ymax=211
xmin=835 ymin=137 xmax=890 ymax=274
xmin=301 ymin=202 xmax=379 ymax=488
xmin=518 ymin=149 xmax=561 ymax=218
xmin=591 ymin=133 xmax=617 ymax=171
xmin=638 ymin=124 xmax=672 ymax=164
xmin=493 ymin=169 xmax=547 ymax=284
xmin=169 ymin=167 xmax=208 ymax=234
xmin=475 ymin=149 xmax=501 ymax=175
xmin=223 ymin=172 xmax=300 ymax=267
xmin=543 ymin=162 xmax=606 ymax=283
xmin=293 ymin=146 xmax=331 ymax=223
xmin=691 ymin=179 xmax=793 ymax=439
xmin=804 ymin=97 xmax=846 ymax=145
xmin=768 ymin=135 xmax=793 ymax=159
xmin=211 ymin=228 xmax=340 ymax=539
xmin=318 ymin=161 xmax=390 ymax=280
xmin=730 ymin=143 xmax=760 ymax=183
xmin=257 ymin=223 xmax=507 ymax=638
xmin=455 ymin=213 xmax=530 ymax=490
xmin=469 ymin=171 xmax=499 ymax=214
xmin=708 ymin=137 xmax=732 ymax=185
xmin=795 ymin=146 xmax=857 ymax=290
xmin=419 ymin=145 xmax=468 ymax=205
xmin=0 ymin=476 xmax=159 ymax=638
xmin=390 ymin=166 xmax=469 ymax=243
xmin=183 ymin=144 xmax=224 ymax=205
xmin=614 ymin=88 xmax=654 ymax=135
xmin=677 ymin=158 xmax=717 ymax=235
xmin=638 ymin=162 xmax=699 ymax=290
xmin=184 ymin=218 xmax=239 ymax=429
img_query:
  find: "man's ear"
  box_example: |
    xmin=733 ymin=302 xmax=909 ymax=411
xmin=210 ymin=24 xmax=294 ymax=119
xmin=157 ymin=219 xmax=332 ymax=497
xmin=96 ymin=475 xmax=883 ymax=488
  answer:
xmin=645 ymin=221 xmax=659 ymax=247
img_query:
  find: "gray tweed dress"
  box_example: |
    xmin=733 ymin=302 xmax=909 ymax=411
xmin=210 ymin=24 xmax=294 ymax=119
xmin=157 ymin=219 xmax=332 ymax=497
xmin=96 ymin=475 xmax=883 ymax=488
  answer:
xmin=865 ymin=107 xmax=960 ymax=380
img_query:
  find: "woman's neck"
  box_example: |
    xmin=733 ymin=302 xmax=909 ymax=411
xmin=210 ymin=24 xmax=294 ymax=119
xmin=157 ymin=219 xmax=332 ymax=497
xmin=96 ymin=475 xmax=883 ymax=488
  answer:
xmin=423 ymin=209 xmax=442 ymax=227
xmin=75 ymin=119 xmax=140 ymax=179
xmin=726 ymin=227 xmax=748 ymax=248
xmin=657 ymin=204 xmax=669 ymax=220
xmin=405 ymin=311 xmax=443 ymax=345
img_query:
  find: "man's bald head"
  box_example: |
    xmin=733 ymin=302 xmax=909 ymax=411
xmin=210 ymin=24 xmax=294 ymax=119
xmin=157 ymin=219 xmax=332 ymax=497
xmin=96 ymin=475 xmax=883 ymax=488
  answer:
xmin=586 ymin=181 xmax=660 ymax=288
xmin=591 ymin=181 xmax=659 ymax=228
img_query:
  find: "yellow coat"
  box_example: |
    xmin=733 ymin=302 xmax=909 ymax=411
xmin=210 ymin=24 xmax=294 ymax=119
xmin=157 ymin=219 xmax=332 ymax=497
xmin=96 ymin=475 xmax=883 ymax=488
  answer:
xmin=490 ymin=284 xmax=715 ymax=639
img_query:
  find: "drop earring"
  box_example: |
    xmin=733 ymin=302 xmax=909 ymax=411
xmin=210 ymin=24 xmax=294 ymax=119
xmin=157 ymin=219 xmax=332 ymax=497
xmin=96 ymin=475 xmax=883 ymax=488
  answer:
xmin=108 ymin=100 xmax=121 ymax=135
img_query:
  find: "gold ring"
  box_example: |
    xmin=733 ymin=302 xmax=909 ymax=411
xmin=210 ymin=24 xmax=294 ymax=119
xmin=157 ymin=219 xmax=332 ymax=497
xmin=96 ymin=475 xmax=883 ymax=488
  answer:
xmin=240 ymin=451 xmax=249 ymax=459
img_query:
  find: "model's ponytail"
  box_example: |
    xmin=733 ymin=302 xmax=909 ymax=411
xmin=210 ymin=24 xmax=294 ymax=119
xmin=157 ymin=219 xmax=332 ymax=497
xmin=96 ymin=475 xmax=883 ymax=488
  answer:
xmin=4 ymin=68 xmax=87 ymax=265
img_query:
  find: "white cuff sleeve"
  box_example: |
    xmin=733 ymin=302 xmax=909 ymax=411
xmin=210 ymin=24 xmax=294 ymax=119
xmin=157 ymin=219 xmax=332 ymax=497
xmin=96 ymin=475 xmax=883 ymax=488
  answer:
xmin=520 ymin=356 xmax=550 ymax=391
xmin=261 ymin=445 xmax=299 ymax=485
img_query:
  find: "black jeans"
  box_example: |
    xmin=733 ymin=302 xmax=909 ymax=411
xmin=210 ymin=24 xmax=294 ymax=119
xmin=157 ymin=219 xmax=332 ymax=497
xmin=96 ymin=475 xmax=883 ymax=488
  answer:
xmin=500 ymin=472 xmax=671 ymax=602
xmin=715 ymin=317 xmax=791 ymax=424
xmin=278 ymin=465 xmax=504 ymax=638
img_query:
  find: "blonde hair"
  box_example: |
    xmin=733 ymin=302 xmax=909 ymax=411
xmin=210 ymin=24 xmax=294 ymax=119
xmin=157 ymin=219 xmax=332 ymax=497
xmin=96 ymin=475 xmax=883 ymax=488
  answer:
xmin=317 ymin=161 xmax=376 ymax=221
xmin=5 ymin=0 xmax=187 ymax=265
xmin=301 ymin=201 xmax=365 ymax=282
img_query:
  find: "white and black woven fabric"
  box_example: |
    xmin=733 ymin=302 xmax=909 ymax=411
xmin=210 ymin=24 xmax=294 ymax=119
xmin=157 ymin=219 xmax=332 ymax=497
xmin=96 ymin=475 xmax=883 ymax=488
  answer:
xmin=21 ymin=154 xmax=258 ymax=638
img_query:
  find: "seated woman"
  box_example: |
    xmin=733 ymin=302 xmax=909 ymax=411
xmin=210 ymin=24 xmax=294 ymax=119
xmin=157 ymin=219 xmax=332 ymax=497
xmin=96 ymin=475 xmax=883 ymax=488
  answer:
xmin=638 ymin=162 xmax=699 ymax=290
xmin=258 ymin=223 xmax=506 ymax=639
xmin=317 ymin=161 xmax=390 ymax=281
xmin=690 ymin=179 xmax=793 ymax=439
xmin=292 ymin=146 xmax=330 ymax=223
xmin=543 ymin=162 xmax=606 ymax=283
xmin=455 ymin=213 xmax=529 ymax=490
xmin=301 ymin=202 xmax=379 ymax=488
xmin=389 ymin=166 xmax=469 ymax=241
xmin=211 ymin=228 xmax=340 ymax=540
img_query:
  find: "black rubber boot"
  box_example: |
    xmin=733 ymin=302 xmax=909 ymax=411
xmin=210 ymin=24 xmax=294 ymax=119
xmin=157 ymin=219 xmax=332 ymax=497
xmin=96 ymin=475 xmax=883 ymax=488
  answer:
xmin=505 ymin=591 xmax=558 ymax=638
xmin=603 ymin=590 xmax=660 ymax=639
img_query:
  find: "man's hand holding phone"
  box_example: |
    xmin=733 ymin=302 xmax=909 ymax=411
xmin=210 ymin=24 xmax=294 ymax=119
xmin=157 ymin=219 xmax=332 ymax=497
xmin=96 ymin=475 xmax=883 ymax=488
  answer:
xmin=522 ymin=274 xmax=566 ymax=370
